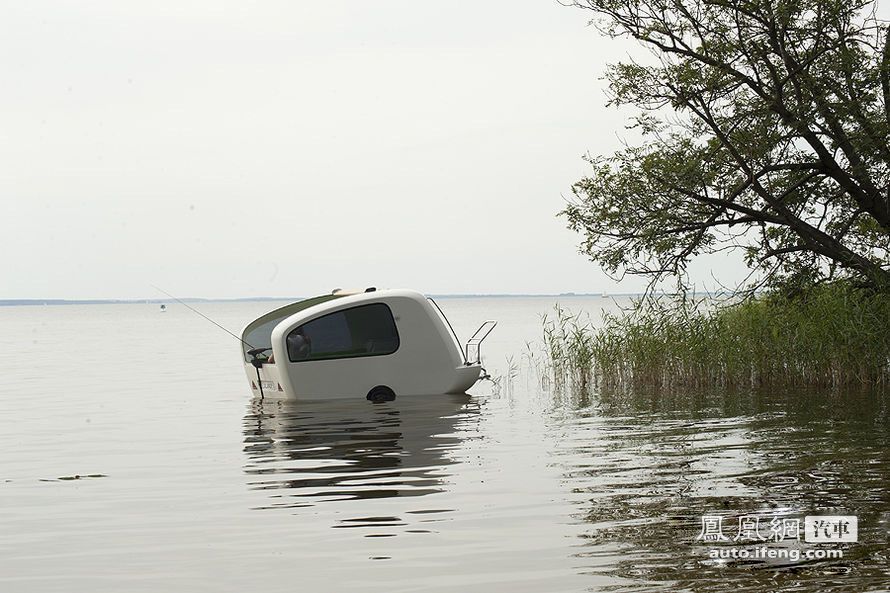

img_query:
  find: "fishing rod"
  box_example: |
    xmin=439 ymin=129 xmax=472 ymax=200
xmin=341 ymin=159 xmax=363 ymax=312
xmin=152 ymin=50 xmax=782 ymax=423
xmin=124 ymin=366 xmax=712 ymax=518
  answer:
xmin=151 ymin=284 xmax=255 ymax=348
xmin=150 ymin=285 xmax=270 ymax=397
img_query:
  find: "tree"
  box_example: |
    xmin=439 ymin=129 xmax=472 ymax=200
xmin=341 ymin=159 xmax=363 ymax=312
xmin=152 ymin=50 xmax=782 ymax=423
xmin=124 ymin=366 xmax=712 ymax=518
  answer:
xmin=562 ymin=0 xmax=890 ymax=294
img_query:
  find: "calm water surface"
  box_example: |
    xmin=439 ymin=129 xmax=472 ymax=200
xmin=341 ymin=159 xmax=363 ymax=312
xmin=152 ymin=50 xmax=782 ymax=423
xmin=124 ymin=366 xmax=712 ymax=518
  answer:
xmin=0 ymin=297 xmax=887 ymax=592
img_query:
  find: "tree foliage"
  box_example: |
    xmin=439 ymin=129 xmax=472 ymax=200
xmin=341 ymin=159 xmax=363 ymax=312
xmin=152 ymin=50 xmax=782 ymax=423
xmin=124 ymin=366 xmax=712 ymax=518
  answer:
xmin=563 ymin=0 xmax=890 ymax=292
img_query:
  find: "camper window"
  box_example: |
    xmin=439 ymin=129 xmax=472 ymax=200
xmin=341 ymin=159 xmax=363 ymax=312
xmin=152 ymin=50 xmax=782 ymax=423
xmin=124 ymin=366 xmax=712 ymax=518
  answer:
xmin=287 ymin=303 xmax=400 ymax=362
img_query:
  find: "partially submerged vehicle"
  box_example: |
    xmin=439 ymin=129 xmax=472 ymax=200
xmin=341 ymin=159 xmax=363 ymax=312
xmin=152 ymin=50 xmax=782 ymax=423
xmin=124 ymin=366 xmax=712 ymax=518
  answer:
xmin=240 ymin=288 xmax=496 ymax=401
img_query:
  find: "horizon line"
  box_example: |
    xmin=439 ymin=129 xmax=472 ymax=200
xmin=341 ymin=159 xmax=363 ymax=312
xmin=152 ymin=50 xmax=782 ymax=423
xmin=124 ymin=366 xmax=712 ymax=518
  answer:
xmin=0 ymin=291 xmax=741 ymax=306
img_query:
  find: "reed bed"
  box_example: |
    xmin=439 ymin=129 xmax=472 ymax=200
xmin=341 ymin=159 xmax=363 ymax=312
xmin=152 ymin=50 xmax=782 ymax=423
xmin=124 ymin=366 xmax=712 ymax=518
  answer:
xmin=543 ymin=283 xmax=890 ymax=392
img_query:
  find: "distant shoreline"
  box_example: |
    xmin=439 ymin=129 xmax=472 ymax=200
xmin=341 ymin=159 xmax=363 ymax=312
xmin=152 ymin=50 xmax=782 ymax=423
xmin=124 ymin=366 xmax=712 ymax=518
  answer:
xmin=0 ymin=293 xmax=647 ymax=306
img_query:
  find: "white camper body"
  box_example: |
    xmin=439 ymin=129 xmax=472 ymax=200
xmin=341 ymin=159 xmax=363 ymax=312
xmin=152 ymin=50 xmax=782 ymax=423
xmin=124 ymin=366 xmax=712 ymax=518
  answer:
xmin=241 ymin=289 xmax=494 ymax=401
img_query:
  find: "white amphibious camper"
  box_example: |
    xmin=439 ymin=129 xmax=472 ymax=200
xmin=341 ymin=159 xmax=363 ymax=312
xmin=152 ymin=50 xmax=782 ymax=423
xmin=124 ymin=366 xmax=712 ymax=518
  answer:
xmin=241 ymin=288 xmax=495 ymax=401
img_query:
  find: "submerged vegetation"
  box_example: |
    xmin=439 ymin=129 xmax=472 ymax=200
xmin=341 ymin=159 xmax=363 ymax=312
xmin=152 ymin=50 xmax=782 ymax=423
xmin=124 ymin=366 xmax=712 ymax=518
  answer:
xmin=543 ymin=283 xmax=890 ymax=392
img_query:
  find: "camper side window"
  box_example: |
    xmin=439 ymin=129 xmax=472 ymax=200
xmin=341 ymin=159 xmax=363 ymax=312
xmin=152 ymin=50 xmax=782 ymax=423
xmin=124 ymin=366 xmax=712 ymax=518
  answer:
xmin=287 ymin=303 xmax=400 ymax=362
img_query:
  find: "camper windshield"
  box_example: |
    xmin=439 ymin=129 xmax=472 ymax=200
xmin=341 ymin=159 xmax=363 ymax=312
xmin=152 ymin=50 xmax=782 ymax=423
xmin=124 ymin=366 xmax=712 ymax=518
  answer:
xmin=241 ymin=295 xmax=342 ymax=361
xmin=287 ymin=303 xmax=399 ymax=362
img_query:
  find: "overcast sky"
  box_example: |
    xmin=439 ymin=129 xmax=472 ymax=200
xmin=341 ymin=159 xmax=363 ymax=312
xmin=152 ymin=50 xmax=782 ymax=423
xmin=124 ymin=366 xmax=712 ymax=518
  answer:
xmin=1 ymin=1 xmax=746 ymax=299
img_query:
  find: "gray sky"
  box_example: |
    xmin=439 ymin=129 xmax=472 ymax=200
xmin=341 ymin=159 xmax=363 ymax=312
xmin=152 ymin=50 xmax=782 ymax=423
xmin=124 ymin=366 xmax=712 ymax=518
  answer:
xmin=1 ymin=1 xmax=744 ymax=299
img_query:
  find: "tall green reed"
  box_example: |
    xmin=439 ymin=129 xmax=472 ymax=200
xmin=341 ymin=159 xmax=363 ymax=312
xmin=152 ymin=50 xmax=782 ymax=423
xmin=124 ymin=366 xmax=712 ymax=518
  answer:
xmin=542 ymin=305 xmax=596 ymax=392
xmin=543 ymin=283 xmax=890 ymax=392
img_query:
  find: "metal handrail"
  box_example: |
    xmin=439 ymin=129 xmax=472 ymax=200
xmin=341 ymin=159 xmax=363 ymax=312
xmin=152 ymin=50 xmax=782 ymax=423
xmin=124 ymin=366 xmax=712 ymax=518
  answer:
xmin=465 ymin=320 xmax=497 ymax=364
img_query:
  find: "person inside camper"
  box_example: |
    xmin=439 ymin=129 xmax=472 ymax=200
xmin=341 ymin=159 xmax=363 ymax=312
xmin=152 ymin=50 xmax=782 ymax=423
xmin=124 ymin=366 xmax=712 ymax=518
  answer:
xmin=287 ymin=328 xmax=312 ymax=360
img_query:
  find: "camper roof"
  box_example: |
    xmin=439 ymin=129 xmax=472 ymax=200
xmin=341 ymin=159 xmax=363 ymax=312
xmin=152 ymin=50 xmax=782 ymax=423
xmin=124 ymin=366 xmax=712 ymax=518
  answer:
xmin=241 ymin=294 xmax=344 ymax=357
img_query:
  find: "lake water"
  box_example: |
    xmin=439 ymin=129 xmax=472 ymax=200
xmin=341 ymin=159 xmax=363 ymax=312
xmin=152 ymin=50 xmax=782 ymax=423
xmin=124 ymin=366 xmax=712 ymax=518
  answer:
xmin=1 ymin=296 xmax=887 ymax=592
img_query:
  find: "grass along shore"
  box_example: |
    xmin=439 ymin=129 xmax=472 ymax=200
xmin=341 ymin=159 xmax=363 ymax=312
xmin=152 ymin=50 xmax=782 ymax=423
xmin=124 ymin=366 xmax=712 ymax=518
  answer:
xmin=542 ymin=283 xmax=890 ymax=392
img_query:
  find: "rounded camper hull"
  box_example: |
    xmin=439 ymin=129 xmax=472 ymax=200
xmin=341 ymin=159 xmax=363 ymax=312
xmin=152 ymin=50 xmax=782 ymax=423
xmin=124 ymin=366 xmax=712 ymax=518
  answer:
xmin=243 ymin=360 xmax=481 ymax=399
xmin=242 ymin=289 xmax=485 ymax=400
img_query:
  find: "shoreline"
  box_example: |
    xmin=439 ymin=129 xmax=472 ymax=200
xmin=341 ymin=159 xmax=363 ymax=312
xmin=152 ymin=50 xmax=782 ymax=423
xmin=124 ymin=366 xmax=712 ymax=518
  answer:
xmin=0 ymin=293 xmax=647 ymax=307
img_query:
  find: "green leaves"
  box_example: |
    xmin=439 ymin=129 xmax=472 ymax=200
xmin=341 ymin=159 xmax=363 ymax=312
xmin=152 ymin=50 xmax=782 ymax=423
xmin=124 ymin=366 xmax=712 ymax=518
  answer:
xmin=565 ymin=0 xmax=890 ymax=292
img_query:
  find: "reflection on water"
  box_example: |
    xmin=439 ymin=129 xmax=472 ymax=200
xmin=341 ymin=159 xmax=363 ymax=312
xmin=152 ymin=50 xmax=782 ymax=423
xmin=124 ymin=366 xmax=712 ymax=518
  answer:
xmin=552 ymin=388 xmax=890 ymax=592
xmin=243 ymin=395 xmax=479 ymax=526
xmin=2 ymin=300 xmax=887 ymax=592
xmin=241 ymin=385 xmax=890 ymax=592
